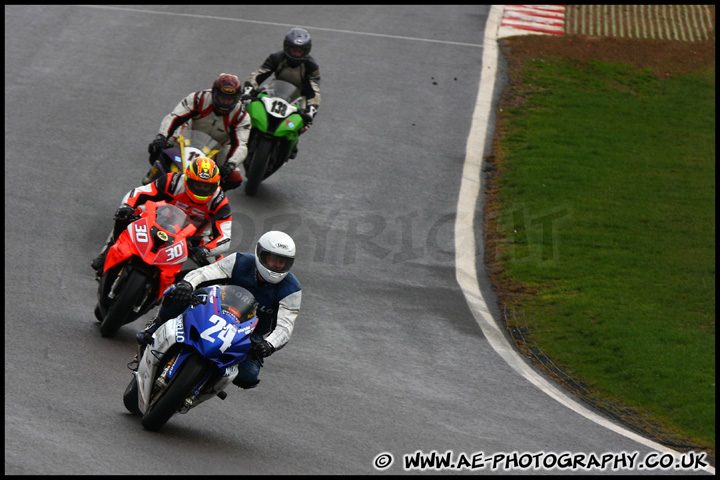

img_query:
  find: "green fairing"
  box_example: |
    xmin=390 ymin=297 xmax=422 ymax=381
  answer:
xmin=246 ymin=100 xmax=268 ymax=132
xmin=275 ymin=113 xmax=304 ymax=139
xmin=246 ymin=97 xmax=304 ymax=138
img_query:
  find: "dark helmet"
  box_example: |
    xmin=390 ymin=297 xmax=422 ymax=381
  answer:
xmin=211 ymin=73 xmax=241 ymax=114
xmin=283 ymin=28 xmax=312 ymax=67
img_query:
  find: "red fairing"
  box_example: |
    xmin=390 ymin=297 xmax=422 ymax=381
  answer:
xmin=102 ymin=202 xmax=195 ymax=301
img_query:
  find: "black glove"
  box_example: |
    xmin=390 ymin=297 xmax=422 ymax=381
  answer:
xmin=300 ymin=105 xmax=318 ymax=125
xmin=219 ymin=161 xmax=237 ymax=179
xmin=251 ymin=340 xmax=275 ymax=359
xmin=148 ymin=134 xmax=169 ymax=160
xmin=189 ymin=246 xmax=210 ymax=265
xmin=114 ymin=204 xmax=135 ymax=222
xmin=240 ymin=86 xmax=257 ymax=103
xmin=167 ymin=280 xmax=193 ymax=304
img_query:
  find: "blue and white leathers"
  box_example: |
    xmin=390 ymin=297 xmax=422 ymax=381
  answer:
xmin=183 ymin=252 xmax=301 ymax=351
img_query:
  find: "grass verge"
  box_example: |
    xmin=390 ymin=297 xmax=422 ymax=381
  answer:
xmin=486 ymin=55 xmax=715 ymax=455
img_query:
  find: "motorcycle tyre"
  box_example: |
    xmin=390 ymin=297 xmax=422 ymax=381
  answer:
xmin=244 ymin=138 xmax=272 ymax=197
xmin=99 ymin=269 xmax=148 ymax=338
xmin=141 ymin=354 xmax=208 ymax=432
xmin=123 ymin=376 xmax=141 ymax=415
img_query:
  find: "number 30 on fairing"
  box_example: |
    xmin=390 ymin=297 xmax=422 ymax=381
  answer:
xmin=165 ymin=244 xmax=184 ymax=261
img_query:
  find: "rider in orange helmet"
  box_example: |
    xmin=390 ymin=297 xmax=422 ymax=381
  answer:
xmin=92 ymin=157 xmax=232 ymax=276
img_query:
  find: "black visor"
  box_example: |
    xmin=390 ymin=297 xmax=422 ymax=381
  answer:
xmin=213 ymin=91 xmax=239 ymax=111
xmin=187 ymin=178 xmax=216 ymax=196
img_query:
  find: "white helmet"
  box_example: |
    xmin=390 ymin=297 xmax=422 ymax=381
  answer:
xmin=255 ymin=231 xmax=296 ymax=284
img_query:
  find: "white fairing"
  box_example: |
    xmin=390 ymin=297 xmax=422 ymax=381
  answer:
xmin=179 ymin=146 xmax=205 ymax=168
xmin=260 ymin=96 xmax=298 ymax=119
xmin=135 ymin=316 xmax=238 ymax=415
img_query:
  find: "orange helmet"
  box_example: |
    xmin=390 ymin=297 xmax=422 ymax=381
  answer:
xmin=184 ymin=157 xmax=220 ymax=204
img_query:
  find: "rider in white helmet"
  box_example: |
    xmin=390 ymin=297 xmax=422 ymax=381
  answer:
xmin=134 ymin=231 xmax=301 ymax=389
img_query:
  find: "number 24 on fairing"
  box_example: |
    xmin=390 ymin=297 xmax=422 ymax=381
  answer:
xmin=200 ymin=315 xmax=238 ymax=352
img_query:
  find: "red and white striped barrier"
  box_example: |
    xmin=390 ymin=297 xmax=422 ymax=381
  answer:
xmin=498 ymin=5 xmax=566 ymax=38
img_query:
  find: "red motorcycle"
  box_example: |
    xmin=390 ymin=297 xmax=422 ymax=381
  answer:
xmin=95 ymin=201 xmax=199 ymax=337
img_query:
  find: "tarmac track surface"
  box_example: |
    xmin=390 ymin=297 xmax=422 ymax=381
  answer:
xmin=4 ymin=5 xmax=711 ymax=475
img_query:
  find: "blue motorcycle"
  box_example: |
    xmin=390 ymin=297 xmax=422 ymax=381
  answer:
xmin=123 ymin=284 xmax=259 ymax=431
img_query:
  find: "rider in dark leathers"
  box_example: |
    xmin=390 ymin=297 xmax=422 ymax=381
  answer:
xmin=242 ymin=27 xmax=321 ymax=159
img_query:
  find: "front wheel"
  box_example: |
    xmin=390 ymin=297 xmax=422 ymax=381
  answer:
xmin=123 ymin=376 xmax=141 ymax=415
xmin=141 ymin=354 xmax=208 ymax=432
xmin=99 ymin=269 xmax=149 ymax=338
xmin=244 ymin=138 xmax=273 ymax=196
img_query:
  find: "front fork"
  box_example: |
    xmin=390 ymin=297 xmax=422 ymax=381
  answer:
xmin=150 ymin=351 xmax=215 ymax=414
xmin=107 ymin=265 xmax=157 ymax=313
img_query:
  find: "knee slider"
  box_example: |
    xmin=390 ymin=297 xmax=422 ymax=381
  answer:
xmin=232 ymin=377 xmax=260 ymax=389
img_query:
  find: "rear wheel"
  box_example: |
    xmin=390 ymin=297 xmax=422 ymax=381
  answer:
xmin=244 ymin=138 xmax=273 ymax=196
xmin=99 ymin=269 xmax=149 ymax=338
xmin=141 ymin=354 xmax=208 ymax=432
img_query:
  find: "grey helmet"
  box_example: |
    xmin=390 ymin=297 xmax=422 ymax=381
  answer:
xmin=255 ymin=231 xmax=296 ymax=284
xmin=283 ymin=28 xmax=312 ymax=67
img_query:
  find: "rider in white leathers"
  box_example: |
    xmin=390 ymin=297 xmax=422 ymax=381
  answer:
xmin=146 ymin=73 xmax=250 ymax=190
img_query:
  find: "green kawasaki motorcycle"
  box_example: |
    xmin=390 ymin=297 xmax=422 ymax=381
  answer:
xmin=243 ymin=79 xmax=309 ymax=196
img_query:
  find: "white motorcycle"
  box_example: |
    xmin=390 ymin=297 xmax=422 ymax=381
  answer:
xmin=143 ymin=129 xmax=222 ymax=184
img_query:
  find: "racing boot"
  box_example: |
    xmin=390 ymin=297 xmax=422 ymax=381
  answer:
xmin=232 ymin=376 xmax=260 ymax=390
xmin=91 ymin=251 xmax=107 ymax=279
xmin=129 ymin=318 xmax=158 ymax=372
xmin=136 ymin=315 xmax=160 ymax=347
xmin=142 ymin=166 xmax=157 ymax=185
xmin=289 ymin=145 xmax=298 ymax=160
xmin=127 ymin=330 xmax=150 ymax=372
xmin=92 ymin=232 xmax=116 ymax=279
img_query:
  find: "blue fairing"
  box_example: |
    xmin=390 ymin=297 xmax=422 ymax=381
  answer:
xmin=175 ymin=285 xmax=258 ymax=370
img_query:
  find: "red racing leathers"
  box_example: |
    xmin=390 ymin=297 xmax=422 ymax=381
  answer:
xmin=120 ymin=172 xmax=232 ymax=260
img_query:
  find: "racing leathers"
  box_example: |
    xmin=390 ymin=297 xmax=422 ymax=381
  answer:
xmin=244 ymin=52 xmax=320 ymax=159
xmin=140 ymin=252 xmax=302 ymax=389
xmin=244 ymin=51 xmax=321 ymax=111
xmin=154 ymin=89 xmax=250 ymax=184
xmin=95 ymin=172 xmax=232 ymax=268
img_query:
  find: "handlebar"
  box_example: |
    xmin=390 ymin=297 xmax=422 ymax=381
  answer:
xmin=189 ymin=293 xmax=208 ymax=307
